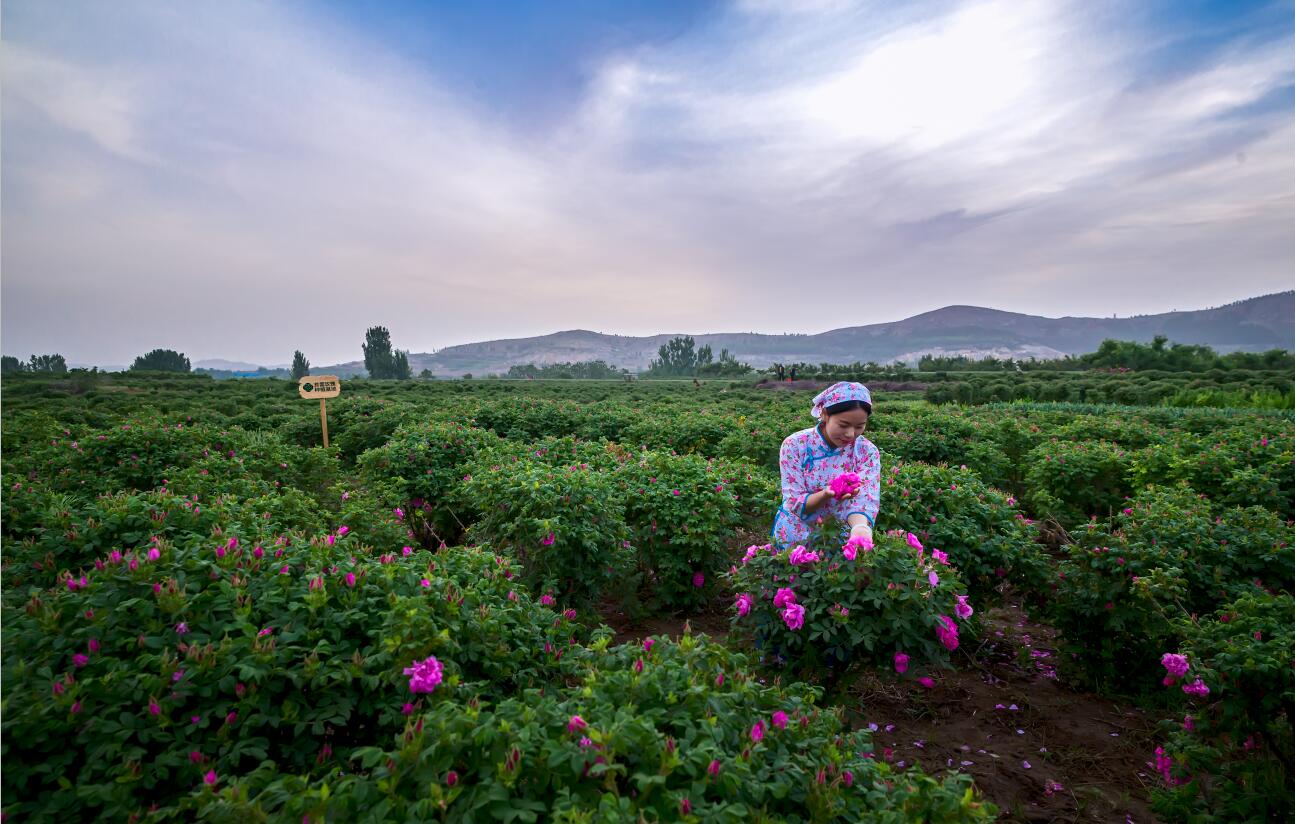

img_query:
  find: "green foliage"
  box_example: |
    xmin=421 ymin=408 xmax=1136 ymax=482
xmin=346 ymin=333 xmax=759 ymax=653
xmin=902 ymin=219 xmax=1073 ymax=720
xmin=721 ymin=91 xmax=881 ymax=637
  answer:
xmin=362 ymin=325 xmax=392 ymax=378
xmin=1130 ymin=428 xmax=1293 ymax=517
xmin=357 ymin=420 xmax=502 ymax=545
xmin=392 ymin=350 xmax=411 ymax=380
xmin=506 ymin=360 xmax=629 ymax=380
xmin=290 ymin=351 xmax=310 ymax=381
xmin=698 ymin=347 xmax=754 ymax=377
xmin=728 ymin=526 xmax=971 ymax=682
xmin=26 ymin=354 xmax=69 ymax=374
xmin=878 ymin=462 xmax=1047 ymax=602
xmin=3 ymin=368 xmax=1293 ymax=820
xmin=646 ymin=335 xmax=698 ymax=377
xmin=1162 ymin=386 xmax=1295 ymax=410
xmin=459 ymin=456 xmax=632 ymax=608
xmin=620 ymin=453 xmax=744 ymax=612
xmin=131 ymin=349 xmax=191 ymax=373
xmin=622 ymin=408 xmax=732 ymax=456
xmin=1151 ymin=593 xmax=1295 ymax=822
xmin=192 ymin=634 xmax=996 ymax=823
xmin=363 ymin=326 xmax=410 ymax=380
xmin=0 ymin=539 xmax=580 ymax=821
xmin=1024 ymin=439 xmax=1133 ymax=527
xmin=1048 ymin=485 xmax=1294 ymax=693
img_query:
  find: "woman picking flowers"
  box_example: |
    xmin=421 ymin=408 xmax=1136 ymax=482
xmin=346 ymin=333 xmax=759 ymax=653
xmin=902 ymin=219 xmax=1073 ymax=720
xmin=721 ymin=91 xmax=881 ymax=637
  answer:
xmin=771 ymin=382 xmax=880 ymax=549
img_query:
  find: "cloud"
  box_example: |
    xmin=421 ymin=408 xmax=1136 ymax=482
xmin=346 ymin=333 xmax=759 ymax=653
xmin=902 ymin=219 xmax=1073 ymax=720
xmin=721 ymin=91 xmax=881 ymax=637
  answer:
xmin=3 ymin=0 xmax=1294 ymax=366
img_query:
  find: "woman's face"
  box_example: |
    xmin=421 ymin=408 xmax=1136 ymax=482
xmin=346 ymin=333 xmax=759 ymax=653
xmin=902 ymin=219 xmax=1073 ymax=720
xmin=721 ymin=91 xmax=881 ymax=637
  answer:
xmin=822 ymin=408 xmax=869 ymax=448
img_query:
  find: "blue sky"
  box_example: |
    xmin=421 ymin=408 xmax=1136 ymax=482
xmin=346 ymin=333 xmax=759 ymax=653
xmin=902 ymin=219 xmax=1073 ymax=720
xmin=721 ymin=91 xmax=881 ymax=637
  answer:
xmin=3 ymin=0 xmax=1294 ymax=366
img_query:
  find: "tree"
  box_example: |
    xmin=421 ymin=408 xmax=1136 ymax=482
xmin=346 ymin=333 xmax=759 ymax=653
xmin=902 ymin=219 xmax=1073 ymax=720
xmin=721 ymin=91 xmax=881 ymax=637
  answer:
xmin=647 ymin=336 xmax=698 ymax=376
xmin=697 ymin=347 xmax=754 ymax=378
xmin=363 ymin=326 xmax=395 ymax=379
xmin=27 ymin=354 xmax=68 ymax=374
xmin=418 ymin=368 xmax=434 ymax=380
xmin=291 ymin=350 xmax=310 ymax=381
xmin=131 ymin=349 xmax=190 ymax=373
xmin=1 ymin=356 xmax=26 ymax=374
xmin=393 ymin=350 xmax=411 ymax=380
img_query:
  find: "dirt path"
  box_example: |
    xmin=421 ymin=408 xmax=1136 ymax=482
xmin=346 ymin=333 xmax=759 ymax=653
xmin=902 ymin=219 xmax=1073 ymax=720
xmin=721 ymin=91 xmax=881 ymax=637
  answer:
xmin=841 ymin=602 xmax=1160 ymax=822
xmin=599 ymin=599 xmax=1162 ymax=823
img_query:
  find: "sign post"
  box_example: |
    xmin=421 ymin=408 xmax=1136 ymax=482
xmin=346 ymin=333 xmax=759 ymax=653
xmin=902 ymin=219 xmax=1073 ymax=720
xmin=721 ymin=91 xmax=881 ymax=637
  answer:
xmin=298 ymin=375 xmax=342 ymax=447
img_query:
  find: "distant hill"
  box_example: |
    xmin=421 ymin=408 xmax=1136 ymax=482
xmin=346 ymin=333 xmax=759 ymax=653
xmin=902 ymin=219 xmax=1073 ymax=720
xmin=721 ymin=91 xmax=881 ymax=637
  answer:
xmin=195 ymin=359 xmax=289 ymax=371
xmin=319 ymin=291 xmax=1295 ymax=377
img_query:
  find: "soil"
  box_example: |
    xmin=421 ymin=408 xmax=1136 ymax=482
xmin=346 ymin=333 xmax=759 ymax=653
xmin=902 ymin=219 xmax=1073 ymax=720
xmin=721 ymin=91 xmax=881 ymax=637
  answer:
xmin=840 ymin=603 xmax=1161 ymax=823
xmin=596 ymin=597 xmax=1161 ymax=823
xmin=602 ymin=609 xmax=732 ymax=647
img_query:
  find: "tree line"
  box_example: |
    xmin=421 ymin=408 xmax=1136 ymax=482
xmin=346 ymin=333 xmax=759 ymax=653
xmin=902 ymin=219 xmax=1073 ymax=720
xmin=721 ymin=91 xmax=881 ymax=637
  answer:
xmin=6 ymin=334 xmax=1291 ymax=382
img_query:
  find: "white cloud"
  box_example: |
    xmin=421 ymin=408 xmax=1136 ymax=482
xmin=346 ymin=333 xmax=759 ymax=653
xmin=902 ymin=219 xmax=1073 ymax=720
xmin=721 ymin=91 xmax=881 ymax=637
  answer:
xmin=3 ymin=0 xmax=1293 ymax=365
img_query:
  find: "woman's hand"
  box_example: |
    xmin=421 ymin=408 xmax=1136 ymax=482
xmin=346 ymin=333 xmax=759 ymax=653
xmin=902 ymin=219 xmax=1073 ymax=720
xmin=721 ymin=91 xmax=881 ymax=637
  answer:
xmin=849 ymin=521 xmax=873 ymax=543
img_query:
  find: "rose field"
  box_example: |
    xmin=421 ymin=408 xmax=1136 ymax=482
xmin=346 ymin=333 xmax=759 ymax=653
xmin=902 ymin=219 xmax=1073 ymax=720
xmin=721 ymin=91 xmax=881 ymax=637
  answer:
xmin=1 ymin=373 xmax=1292 ymax=822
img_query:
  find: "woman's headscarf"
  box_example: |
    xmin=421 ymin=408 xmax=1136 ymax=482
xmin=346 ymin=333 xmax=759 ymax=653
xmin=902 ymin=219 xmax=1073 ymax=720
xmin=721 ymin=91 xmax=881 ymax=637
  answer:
xmin=810 ymin=381 xmax=873 ymax=420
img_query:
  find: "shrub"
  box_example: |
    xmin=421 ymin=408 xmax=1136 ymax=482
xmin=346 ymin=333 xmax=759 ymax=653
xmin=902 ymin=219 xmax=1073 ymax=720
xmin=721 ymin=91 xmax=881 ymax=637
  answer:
xmin=1049 ymin=485 xmax=1292 ymax=693
xmin=459 ymin=457 xmax=632 ymax=608
xmin=728 ymin=524 xmax=973 ymax=683
xmin=620 ymin=453 xmax=745 ymax=612
xmin=190 ymin=633 xmax=996 ymax=823
xmin=1024 ymin=439 xmax=1133 ymax=526
xmin=356 ymin=421 xmax=502 ymax=545
xmin=878 ymin=462 xmax=1047 ymax=602
xmin=1151 ymin=593 xmax=1295 ymax=821
xmin=0 ymin=540 xmax=580 ymax=821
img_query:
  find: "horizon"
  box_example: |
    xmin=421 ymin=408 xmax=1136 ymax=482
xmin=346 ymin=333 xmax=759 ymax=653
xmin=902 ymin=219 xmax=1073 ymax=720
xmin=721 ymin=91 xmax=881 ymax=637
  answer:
xmin=59 ymin=289 xmax=1294 ymax=372
xmin=4 ymin=0 xmax=1295 ymax=365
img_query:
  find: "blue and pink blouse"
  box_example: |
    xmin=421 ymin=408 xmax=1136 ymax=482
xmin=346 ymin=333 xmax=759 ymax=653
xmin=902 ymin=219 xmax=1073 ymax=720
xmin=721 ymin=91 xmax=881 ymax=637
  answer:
xmin=771 ymin=424 xmax=881 ymax=548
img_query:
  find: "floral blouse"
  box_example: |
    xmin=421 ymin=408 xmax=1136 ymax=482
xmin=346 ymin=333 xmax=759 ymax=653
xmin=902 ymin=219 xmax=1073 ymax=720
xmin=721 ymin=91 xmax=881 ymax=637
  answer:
xmin=771 ymin=424 xmax=881 ymax=548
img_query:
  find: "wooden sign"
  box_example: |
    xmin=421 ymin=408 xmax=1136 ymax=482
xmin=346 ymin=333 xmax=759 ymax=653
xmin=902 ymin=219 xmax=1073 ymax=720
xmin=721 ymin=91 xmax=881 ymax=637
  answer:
xmin=298 ymin=376 xmax=342 ymax=399
xmin=299 ymin=375 xmax=341 ymax=447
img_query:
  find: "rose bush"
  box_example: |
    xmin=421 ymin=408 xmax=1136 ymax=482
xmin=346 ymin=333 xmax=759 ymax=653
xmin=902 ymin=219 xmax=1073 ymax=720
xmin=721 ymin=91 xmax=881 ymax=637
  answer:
xmin=458 ymin=456 xmax=632 ymax=608
xmin=728 ymin=523 xmax=973 ymax=682
xmin=620 ymin=453 xmax=746 ymax=612
xmin=188 ymin=633 xmax=996 ymax=823
xmin=1 ymin=539 xmax=582 ymax=821
xmin=1049 ymin=484 xmax=1293 ymax=692
xmin=1150 ymin=593 xmax=1295 ymax=821
xmin=1024 ymin=439 xmax=1134 ymax=527
xmin=878 ymin=462 xmax=1047 ymax=602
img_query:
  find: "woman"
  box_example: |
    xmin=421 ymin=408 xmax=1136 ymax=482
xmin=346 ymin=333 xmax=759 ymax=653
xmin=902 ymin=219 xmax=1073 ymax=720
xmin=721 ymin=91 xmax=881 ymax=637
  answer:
xmin=771 ymin=381 xmax=880 ymax=549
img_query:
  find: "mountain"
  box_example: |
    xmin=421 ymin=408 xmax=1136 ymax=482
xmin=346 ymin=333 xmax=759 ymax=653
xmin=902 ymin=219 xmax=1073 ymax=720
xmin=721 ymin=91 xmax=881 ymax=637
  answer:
xmin=318 ymin=291 xmax=1295 ymax=377
xmin=194 ymin=359 xmax=290 ymax=371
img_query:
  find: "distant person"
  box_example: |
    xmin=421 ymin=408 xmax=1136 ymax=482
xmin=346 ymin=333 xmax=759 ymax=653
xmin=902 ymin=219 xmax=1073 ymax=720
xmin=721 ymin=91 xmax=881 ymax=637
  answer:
xmin=776 ymin=364 xmax=785 ymax=381
xmin=771 ymin=382 xmax=879 ymax=550
xmin=693 ymin=377 xmax=701 ymax=389
xmin=789 ymin=366 xmax=797 ymax=382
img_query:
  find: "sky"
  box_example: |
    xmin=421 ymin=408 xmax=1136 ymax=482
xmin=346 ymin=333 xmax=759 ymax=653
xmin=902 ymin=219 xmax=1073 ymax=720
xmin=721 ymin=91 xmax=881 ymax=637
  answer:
xmin=3 ymin=0 xmax=1294 ymax=367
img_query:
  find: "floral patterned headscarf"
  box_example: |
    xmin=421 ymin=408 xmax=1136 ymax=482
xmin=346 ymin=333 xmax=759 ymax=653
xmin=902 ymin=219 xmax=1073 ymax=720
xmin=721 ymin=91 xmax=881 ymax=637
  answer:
xmin=810 ymin=381 xmax=873 ymax=420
